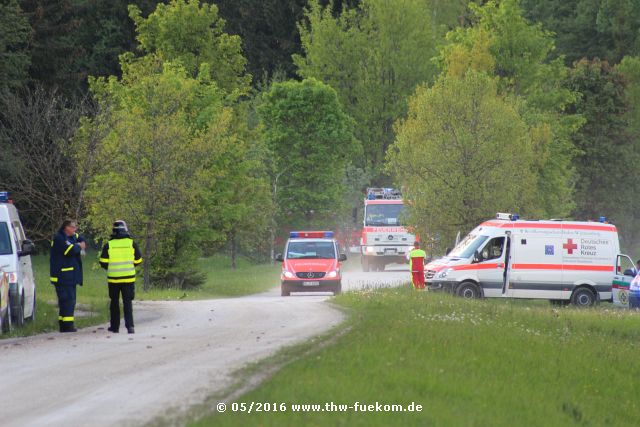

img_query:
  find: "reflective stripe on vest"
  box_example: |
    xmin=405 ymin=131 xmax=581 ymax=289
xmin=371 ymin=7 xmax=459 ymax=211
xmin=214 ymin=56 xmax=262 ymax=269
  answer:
xmin=107 ymin=238 xmax=136 ymax=282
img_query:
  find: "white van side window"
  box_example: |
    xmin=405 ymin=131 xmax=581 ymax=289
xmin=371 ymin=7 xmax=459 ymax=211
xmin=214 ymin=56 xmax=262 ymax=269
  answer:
xmin=12 ymin=221 xmax=25 ymax=244
xmin=480 ymin=237 xmax=505 ymax=261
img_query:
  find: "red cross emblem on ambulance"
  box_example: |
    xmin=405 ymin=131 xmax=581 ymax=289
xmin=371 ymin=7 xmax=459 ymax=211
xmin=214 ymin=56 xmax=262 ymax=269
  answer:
xmin=563 ymin=239 xmax=578 ymax=254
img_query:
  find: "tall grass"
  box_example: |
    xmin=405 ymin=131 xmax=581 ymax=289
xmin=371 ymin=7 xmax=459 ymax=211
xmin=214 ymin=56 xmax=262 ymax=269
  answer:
xmin=200 ymin=287 xmax=640 ymax=426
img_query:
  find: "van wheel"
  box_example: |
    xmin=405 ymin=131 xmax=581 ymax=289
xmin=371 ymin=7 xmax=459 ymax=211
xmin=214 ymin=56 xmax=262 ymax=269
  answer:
xmin=10 ymin=292 xmax=24 ymax=327
xmin=281 ymin=286 xmax=290 ymax=297
xmin=333 ymin=285 xmax=342 ymax=296
xmin=456 ymin=282 xmax=481 ymax=299
xmin=571 ymin=287 xmax=596 ymax=307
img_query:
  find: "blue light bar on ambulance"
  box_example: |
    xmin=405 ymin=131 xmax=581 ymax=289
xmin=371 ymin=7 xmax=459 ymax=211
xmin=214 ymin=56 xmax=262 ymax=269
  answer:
xmin=290 ymin=231 xmax=334 ymax=238
xmin=599 ymin=216 xmax=606 ymax=223
xmin=0 ymin=191 xmax=9 ymax=202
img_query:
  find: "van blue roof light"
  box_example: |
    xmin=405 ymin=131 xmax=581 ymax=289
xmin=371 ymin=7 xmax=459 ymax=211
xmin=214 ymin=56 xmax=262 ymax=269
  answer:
xmin=599 ymin=216 xmax=606 ymax=223
xmin=324 ymin=231 xmax=334 ymax=238
xmin=289 ymin=232 xmax=300 ymax=238
xmin=0 ymin=191 xmax=9 ymax=202
xmin=511 ymin=214 xmax=520 ymax=221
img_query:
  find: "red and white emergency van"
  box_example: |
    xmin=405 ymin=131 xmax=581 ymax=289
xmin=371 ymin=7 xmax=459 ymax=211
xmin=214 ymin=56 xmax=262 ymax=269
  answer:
xmin=276 ymin=231 xmax=347 ymax=296
xmin=360 ymin=188 xmax=415 ymax=272
xmin=426 ymin=213 xmax=627 ymax=306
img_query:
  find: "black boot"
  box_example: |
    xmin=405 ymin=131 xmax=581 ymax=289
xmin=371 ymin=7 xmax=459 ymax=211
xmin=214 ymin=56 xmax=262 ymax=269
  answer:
xmin=61 ymin=321 xmax=77 ymax=333
xmin=108 ymin=326 xmax=119 ymax=333
xmin=59 ymin=320 xmax=64 ymax=332
xmin=127 ymin=327 xmax=135 ymax=334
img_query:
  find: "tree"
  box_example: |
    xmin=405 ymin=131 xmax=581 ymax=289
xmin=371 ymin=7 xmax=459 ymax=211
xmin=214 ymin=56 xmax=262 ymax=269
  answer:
xmin=83 ymin=58 xmax=233 ymax=290
xmin=438 ymin=0 xmax=581 ymax=218
xmin=258 ymin=78 xmax=360 ymax=237
xmin=0 ymin=0 xmax=31 ymax=94
xmin=388 ymin=71 xmax=537 ymax=251
xmin=128 ymin=0 xmax=251 ymax=96
xmin=521 ymin=0 xmax=640 ymax=65
xmin=0 ymin=87 xmax=95 ymax=241
xmin=294 ymin=0 xmax=451 ymax=181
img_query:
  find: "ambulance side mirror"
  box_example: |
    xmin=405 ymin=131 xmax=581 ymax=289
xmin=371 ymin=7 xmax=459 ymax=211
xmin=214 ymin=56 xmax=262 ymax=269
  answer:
xmin=339 ymin=253 xmax=347 ymax=262
xmin=275 ymin=253 xmax=284 ymax=262
xmin=19 ymin=239 xmax=35 ymax=257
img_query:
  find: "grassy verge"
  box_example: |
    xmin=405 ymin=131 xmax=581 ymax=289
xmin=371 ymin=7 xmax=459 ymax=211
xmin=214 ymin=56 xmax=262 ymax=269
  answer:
xmin=196 ymin=286 xmax=640 ymax=427
xmin=2 ymin=252 xmax=279 ymax=338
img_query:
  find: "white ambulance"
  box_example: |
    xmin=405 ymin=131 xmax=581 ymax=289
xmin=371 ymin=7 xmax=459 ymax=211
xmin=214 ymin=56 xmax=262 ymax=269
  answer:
xmin=426 ymin=213 xmax=626 ymax=306
xmin=0 ymin=192 xmax=36 ymax=328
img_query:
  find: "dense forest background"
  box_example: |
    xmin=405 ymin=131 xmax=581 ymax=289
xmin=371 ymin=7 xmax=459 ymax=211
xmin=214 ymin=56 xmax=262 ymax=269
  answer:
xmin=1 ymin=0 xmax=639 ymax=288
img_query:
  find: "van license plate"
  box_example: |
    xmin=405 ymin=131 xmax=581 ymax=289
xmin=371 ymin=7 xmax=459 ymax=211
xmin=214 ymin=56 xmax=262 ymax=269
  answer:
xmin=302 ymin=281 xmax=320 ymax=286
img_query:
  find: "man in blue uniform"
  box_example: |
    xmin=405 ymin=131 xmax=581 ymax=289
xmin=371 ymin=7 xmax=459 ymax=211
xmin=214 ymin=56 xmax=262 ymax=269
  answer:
xmin=50 ymin=220 xmax=86 ymax=332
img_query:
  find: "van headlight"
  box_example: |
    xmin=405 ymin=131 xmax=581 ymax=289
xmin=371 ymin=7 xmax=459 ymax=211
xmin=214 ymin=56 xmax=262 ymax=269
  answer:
xmin=326 ymin=270 xmax=338 ymax=279
xmin=282 ymin=270 xmax=295 ymax=279
xmin=437 ymin=268 xmax=452 ymax=279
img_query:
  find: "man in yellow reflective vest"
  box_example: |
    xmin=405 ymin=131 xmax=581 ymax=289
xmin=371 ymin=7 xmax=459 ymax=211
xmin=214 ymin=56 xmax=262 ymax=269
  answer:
xmin=99 ymin=220 xmax=142 ymax=334
xmin=409 ymin=241 xmax=427 ymax=290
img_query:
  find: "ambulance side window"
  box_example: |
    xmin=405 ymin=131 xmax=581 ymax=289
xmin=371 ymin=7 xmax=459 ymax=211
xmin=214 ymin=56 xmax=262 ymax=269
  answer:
xmin=480 ymin=237 xmax=505 ymax=262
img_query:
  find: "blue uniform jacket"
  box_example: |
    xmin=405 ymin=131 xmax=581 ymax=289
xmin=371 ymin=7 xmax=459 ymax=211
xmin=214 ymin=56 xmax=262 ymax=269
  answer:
xmin=50 ymin=230 xmax=85 ymax=286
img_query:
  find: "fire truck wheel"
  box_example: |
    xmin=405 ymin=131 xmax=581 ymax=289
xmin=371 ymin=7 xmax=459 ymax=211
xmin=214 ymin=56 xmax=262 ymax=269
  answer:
xmin=570 ymin=287 xmax=596 ymax=307
xmin=456 ymin=282 xmax=481 ymax=299
xmin=362 ymin=256 xmax=371 ymax=272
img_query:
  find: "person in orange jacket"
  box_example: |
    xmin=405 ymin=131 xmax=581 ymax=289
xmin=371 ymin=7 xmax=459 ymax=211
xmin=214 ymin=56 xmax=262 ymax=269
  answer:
xmin=409 ymin=242 xmax=427 ymax=290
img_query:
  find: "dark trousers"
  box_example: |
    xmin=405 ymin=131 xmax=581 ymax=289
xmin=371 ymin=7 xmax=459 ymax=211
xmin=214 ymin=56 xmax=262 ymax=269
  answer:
xmin=109 ymin=283 xmax=135 ymax=330
xmin=630 ymin=291 xmax=640 ymax=310
xmin=55 ymin=283 xmax=77 ymax=322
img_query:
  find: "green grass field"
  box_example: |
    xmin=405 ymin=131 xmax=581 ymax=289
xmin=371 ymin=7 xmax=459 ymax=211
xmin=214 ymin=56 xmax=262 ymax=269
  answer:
xmin=2 ymin=252 xmax=280 ymax=338
xmin=197 ymin=286 xmax=640 ymax=427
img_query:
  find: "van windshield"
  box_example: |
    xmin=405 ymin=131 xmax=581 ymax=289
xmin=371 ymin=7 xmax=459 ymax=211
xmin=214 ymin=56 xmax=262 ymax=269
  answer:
xmin=448 ymin=234 xmax=489 ymax=259
xmin=287 ymin=241 xmax=336 ymax=259
xmin=0 ymin=222 xmax=13 ymax=255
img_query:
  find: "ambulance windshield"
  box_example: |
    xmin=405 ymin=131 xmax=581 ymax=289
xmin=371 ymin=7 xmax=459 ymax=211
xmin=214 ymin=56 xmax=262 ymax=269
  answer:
xmin=448 ymin=234 xmax=489 ymax=259
xmin=365 ymin=204 xmax=404 ymax=226
xmin=287 ymin=241 xmax=336 ymax=259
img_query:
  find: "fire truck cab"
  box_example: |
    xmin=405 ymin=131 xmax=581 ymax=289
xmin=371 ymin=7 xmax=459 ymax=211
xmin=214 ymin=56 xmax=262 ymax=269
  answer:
xmin=276 ymin=231 xmax=347 ymax=296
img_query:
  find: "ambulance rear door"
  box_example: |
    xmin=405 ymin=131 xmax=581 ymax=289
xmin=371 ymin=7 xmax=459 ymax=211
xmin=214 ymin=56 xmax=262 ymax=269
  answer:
xmin=612 ymin=254 xmax=635 ymax=307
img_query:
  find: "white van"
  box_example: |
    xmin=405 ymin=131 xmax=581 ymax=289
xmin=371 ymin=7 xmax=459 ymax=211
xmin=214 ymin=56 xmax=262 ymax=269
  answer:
xmin=426 ymin=213 xmax=626 ymax=306
xmin=0 ymin=192 xmax=36 ymax=328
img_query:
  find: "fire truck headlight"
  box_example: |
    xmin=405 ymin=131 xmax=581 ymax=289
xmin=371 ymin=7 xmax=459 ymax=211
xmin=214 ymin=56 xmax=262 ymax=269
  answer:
xmin=326 ymin=270 xmax=338 ymax=279
xmin=282 ymin=270 xmax=295 ymax=279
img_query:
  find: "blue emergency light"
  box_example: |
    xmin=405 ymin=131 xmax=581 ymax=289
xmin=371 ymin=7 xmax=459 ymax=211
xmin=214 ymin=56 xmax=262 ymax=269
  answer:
xmin=0 ymin=191 xmax=9 ymax=203
xmin=599 ymin=216 xmax=606 ymax=223
xmin=511 ymin=213 xmax=520 ymax=221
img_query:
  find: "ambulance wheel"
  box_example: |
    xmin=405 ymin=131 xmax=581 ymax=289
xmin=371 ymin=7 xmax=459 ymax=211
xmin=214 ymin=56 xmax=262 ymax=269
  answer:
xmin=570 ymin=287 xmax=596 ymax=307
xmin=456 ymin=282 xmax=481 ymax=299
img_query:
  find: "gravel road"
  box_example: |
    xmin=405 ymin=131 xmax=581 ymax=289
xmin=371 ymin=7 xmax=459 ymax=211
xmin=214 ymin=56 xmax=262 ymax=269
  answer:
xmin=0 ymin=266 xmax=408 ymax=427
